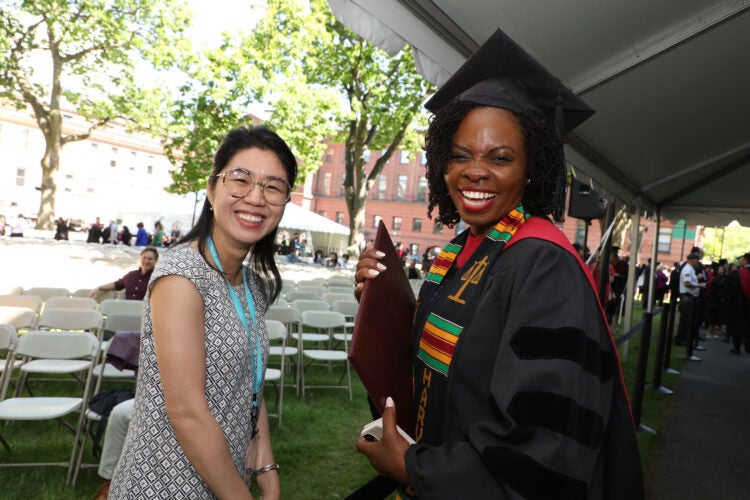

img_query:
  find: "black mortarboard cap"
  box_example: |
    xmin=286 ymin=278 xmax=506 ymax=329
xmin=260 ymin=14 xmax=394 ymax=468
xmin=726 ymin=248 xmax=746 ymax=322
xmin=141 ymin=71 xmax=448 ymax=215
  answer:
xmin=425 ymin=29 xmax=594 ymax=136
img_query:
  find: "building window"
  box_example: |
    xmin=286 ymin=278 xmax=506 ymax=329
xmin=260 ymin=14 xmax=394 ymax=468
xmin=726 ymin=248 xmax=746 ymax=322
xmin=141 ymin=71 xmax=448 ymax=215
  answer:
xmin=91 ymin=142 xmax=98 ymax=150
xmin=392 ymin=216 xmax=402 ymax=230
xmin=396 ymin=175 xmax=407 ymax=201
xmin=318 ymin=210 xmax=326 ymax=218
xmin=421 ymin=151 xmax=427 ymax=165
xmin=338 ymin=174 xmax=345 ymax=196
xmin=410 ymin=243 xmax=419 ymax=257
xmin=322 ymin=172 xmax=332 ymax=196
xmin=376 ymin=174 xmax=387 ymax=200
xmin=336 ymin=212 xmax=345 ymax=224
xmin=433 ymin=221 xmax=443 ymax=234
xmin=412 ymin=218 xmax=422 ymax=232
xmin=130 ymin=151 xmax=137 ymax=171
xmin=110 ymin=160 xmax=117 ymax=168
xmin=373 ymin=215 xmax=382 ymax=228
xmin=416 ymin=177 xmax=427 ymax=202
xmin=147 ymin=165 xmax=153 ymax=174
xmin=400 ymin=151 xmax=410 ymax=164
xmin=575 ymin=220 xmax=586 ymax=245
xmin=111 ymin=147 xmax=118 ymax=155
xmin=15 ymin=167 xmax=25 ymax=187
xmin=657 ymin=227 xmax=672 ymax=253
xmin=324 ymin=154 xmax=333 ymax=163
xmin=363 ymin=150 xmax=371 ymax=163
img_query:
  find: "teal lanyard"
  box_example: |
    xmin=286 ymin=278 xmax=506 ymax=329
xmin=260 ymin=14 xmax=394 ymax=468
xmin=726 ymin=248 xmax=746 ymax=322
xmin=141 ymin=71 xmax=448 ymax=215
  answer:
xmin=206 ymin=236 xmax=263 ymax=409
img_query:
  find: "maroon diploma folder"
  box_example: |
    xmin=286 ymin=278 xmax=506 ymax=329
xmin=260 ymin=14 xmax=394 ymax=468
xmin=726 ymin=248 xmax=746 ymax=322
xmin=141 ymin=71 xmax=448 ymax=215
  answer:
xmin=349 ymin=221 xmax=416 ymax=436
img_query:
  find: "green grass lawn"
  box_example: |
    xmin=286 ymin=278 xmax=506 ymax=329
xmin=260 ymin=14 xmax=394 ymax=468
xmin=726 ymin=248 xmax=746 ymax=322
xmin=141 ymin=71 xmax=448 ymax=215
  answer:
xmin=1 ymin=305 xmax=682 ymax=498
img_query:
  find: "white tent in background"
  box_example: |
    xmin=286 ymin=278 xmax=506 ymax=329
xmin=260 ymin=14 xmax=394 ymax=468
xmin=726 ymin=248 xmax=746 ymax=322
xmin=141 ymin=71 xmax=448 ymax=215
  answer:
xmin=279 ymin=202 xmax=350 ymax=255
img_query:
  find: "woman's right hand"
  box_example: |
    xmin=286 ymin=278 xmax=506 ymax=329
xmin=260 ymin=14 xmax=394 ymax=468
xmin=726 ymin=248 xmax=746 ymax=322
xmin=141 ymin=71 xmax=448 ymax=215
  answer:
xmin=353 ymin=248 xmax=387 ymax=301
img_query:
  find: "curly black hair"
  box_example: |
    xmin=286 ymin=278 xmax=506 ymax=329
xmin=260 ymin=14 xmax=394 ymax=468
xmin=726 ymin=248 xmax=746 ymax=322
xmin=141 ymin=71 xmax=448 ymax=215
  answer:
xmin=424 ymin=100 xmax=566 ymax=227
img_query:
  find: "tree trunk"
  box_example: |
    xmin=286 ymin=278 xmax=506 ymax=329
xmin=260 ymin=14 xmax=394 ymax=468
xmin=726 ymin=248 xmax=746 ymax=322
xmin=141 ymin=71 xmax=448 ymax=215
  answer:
xmin=36 ymin=115 xmax=63 ymax=230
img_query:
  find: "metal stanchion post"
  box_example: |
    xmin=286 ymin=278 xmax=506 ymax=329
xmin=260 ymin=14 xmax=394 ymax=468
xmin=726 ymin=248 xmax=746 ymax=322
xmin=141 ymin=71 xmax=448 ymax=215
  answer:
xmin=632 ymin=312 xmax=656 ymax=433
xmin=663 ymin=299 xmax=679 ymax=374
xmin=651 ymin=307 xmax=674 ymax=394
xmin=686 ymin=300 xmax=701 ymax=362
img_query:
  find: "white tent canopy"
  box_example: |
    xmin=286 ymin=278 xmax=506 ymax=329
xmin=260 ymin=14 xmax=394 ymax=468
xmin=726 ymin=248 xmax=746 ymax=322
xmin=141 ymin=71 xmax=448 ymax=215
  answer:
xmin=279 ymin=202 xmax=350 ymax=254
xmin=328 ymin=0 xmax=750 ymax=227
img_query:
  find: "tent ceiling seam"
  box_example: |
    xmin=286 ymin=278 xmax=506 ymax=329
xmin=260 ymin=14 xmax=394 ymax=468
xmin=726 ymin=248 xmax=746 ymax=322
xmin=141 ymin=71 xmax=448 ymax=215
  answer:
xmin=396 ymin=0 xmax=477 ymax=57
xmin=574 ymin=4 xmax=750 ymax=94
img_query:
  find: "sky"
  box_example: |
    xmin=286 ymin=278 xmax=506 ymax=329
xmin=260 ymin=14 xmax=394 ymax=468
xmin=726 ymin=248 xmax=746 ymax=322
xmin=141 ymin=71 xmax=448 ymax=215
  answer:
xmin=187 ymin=0 xmax=261 ymax=48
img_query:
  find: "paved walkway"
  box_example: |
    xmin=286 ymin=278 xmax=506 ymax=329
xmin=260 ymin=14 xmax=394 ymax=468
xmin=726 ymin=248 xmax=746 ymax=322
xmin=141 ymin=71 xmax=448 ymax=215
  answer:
xmin=647 ymin=335 xmax=750 ymax=499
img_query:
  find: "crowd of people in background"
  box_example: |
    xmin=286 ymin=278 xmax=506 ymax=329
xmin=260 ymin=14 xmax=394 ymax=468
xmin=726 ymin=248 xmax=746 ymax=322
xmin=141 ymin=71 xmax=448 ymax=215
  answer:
xmin=73 ymin=217 xmax=183 ymax=247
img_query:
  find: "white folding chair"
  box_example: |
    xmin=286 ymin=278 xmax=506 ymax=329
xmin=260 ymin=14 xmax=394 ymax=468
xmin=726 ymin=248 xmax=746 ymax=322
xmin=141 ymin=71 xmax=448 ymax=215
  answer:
xmin=297 ymin=279 xmax=325 ymax=287
xmin=17 ymin=309 xmax=103 ymax=396
xmin=285 ymin=291 xmax=320 ymax=302
xmin=290 ymin=299 xmax=330 ymax=313
xmin=331 ymin=299 xmax=359 ymax=344
xmin=0 ymin=325 xmax=22 ymax=405
xmin=0 ymin=294 xmax=44 ymax=313
xmin=298 ymin=311 xmax=352 ymax=399
xmin=326 ymin=286 xmax=355 ymax=294
xmin=321 ymin=292 xmax=354 ymax=305
xmin=265 ymin=320 xmax=297 ymax=425
xmin=297 ymin=285 xmax=326 ymax=296
xmin=327 ymin=276 xmax=354 ymax=288
xmin=0 ymin=306 xmax=38 ymax=330
xmin=71 ymin=288 xmax=93 ymax=298
xmin=270 ymin=297 xmax=289 ymax=307
xmin=282 ymin=279 xmax=298 ymax=290
xmin=99 ymin=298 xmax=144 ymax=317
xmin=24 ymin=287 xmax=71 ymax=301
xmin=93 ymin=313 xmax=142 ymax=393
xmin=37 ymin=308 xmax=103 ymax=333
xmin=0 ymin=330 xmax=99 ymax=484
xmin=45 ymin=296 xmax=98 ymax=311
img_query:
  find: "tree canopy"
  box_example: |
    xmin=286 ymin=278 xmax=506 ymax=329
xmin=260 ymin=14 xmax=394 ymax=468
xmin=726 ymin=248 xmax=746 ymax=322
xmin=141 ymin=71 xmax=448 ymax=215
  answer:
xmin=164 ymin=0 xmax=433 ymax=244
xmin=0 ymin=0 xmax=191 ymax=228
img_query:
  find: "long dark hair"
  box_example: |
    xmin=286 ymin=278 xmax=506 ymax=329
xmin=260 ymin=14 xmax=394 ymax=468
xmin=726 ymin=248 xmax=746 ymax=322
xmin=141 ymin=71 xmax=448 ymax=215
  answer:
xmin=179 ymin=125 xmax=298 ymax=306
xmin=424 ymin=101 xmax=565 ymax=227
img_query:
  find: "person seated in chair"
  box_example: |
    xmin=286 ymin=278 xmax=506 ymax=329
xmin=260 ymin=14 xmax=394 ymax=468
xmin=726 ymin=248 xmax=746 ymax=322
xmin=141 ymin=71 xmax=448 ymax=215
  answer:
xmin=90 ymin=247 xmax=159 ymax=301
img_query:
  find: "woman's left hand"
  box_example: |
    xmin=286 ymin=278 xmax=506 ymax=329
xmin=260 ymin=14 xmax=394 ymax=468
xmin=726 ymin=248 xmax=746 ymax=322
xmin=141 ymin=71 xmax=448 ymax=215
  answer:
xmin=355 ymin=397 xmax=410 ymax=485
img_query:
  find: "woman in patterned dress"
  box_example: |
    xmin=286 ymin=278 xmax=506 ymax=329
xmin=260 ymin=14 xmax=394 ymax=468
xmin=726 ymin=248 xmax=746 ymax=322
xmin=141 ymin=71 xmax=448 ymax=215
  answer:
xmin=110 ymin=126 xmax=296 ymax=499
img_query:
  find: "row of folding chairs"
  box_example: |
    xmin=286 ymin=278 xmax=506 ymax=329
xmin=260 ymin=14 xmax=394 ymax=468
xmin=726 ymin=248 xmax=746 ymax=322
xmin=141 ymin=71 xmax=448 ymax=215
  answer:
xmin=265 ymin=299 xmax=359 ymax=413
xmin=14 ymin=286 xmax=120 ymax=302
xmin=282 ymin=275 xmax=354 ymax=289
xmin=0 ymin=304 xmax=143 ymax=484
xmin=0 ymin=294 xmax=143 ymax=331
xmin=0 ymin=322 xmax=102 ymax=485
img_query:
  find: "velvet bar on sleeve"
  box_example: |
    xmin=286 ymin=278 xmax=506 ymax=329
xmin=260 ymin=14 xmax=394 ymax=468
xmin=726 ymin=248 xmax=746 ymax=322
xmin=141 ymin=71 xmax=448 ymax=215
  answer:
xmin=404 ymin=220 xmax=643 ymax=499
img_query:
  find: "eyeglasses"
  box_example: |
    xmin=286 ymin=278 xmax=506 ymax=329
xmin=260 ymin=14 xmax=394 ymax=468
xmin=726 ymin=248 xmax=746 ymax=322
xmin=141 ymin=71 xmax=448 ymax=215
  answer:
xmin=214 ymin=168 xmax=291 ymax=206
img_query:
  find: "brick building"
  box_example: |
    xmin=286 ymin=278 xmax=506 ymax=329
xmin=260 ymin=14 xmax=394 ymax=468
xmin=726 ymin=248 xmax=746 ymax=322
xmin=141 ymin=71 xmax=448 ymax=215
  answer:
xmin=301 ymin=141 xmax=694 ymax=269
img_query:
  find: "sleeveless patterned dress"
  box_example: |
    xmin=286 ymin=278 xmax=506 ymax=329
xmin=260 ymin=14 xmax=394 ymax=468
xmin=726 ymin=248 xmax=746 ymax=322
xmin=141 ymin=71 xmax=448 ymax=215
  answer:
xmin=110 ymin=244 xmax=268 ymax=499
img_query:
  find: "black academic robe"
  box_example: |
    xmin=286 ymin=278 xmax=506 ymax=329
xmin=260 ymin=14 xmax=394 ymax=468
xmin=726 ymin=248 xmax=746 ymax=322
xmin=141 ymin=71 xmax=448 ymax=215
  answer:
xmin=404 ymin=217 xmax=643 ymax=499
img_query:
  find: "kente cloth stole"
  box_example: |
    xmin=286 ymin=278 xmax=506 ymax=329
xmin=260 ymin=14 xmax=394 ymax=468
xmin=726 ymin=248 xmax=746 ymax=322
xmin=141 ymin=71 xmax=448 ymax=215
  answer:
xmin=415 ymin=206 xmax=528 ymax=375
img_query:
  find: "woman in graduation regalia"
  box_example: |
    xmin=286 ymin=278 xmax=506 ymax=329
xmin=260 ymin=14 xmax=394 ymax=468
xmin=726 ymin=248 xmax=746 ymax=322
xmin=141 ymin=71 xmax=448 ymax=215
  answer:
xmin=354 ymin=29 xmax=644 ymax=499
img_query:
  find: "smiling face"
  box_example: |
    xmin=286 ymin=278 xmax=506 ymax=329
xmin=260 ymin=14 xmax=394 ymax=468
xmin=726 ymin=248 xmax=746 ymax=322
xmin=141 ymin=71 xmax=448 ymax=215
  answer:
xmin=207 ymin=147 xmax=288 ymax=249
xmin=139 ymin=249 xmax=158 ymax=273
xmin=444 ymin=106 xmax=528 ymax=237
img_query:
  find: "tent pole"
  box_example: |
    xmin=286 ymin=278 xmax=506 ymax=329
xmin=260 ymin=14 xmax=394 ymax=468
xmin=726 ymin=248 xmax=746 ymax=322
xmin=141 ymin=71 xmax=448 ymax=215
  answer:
xmin=620 ymin=200 xmax=641 ymax=363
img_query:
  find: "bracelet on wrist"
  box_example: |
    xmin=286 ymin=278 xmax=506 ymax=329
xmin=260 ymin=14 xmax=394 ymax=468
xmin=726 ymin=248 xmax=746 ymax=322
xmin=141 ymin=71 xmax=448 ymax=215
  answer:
xmin=246 ymin=463 xmax=279 ymax=477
